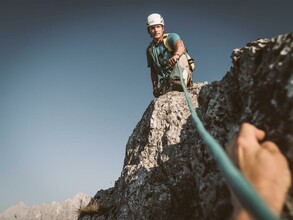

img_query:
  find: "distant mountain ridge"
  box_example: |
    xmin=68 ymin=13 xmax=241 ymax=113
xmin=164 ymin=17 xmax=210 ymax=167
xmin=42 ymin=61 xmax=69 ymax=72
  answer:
xmin=0 ymin=193 xmax=91 ymax=220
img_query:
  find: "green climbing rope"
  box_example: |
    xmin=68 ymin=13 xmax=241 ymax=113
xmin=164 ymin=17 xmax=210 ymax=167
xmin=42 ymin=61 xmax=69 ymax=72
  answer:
xmin=177 ymin=63 xmax=279 ymax=220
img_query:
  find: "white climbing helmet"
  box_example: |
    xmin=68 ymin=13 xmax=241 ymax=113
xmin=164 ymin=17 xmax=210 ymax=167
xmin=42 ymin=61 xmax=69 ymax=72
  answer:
xmin=146 ymin=13 xmax=164 ymax=27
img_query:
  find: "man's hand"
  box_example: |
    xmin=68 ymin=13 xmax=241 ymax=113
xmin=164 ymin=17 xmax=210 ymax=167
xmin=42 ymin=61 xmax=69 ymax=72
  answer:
xmin=168 ymin=54 xmax=179 ymax=67
xmin=228 ymin=123 xmax=291 ymax=219
xmin=153 ymin=87 xmax=160 ymax=98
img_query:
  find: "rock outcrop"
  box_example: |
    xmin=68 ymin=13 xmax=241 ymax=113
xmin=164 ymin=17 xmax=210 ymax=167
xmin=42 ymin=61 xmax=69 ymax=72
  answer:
xmin=81 ymin=33 xmax=293 ymax=220
xmin=0 ymin=193 xmax=91 ymax=220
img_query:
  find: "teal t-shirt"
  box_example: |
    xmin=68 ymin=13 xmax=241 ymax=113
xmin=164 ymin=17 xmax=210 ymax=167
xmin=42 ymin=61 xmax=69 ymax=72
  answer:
xmin=147 ymin=33 xmax=180 ymax=76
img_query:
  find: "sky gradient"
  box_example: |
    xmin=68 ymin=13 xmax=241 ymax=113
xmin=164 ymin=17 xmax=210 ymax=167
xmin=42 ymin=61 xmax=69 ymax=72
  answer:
xmin=0 ymin=0 xmax=292 ymax=212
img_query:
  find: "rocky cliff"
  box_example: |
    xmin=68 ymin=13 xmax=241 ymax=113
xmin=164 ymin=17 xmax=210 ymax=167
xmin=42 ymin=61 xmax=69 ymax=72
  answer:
xmin=0 ymin=193 xmax=90 ymax=220
xmin=82 ymin=33 xmax=293 ymax=220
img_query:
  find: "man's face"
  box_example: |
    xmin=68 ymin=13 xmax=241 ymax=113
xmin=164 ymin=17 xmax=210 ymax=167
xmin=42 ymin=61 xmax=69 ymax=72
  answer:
xmin=148 ymin=25 xmax=164 ymax=40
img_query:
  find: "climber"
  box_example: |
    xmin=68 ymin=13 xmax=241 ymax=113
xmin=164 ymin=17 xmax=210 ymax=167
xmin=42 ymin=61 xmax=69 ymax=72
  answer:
xmin=146 ymin=13 xmax=195 ymax=98
xmin=228 ymin=123 xmax=291 ymax=220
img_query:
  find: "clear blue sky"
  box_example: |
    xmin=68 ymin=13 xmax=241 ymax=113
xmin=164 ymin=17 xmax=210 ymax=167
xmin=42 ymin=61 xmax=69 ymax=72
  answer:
xmin=0 ymin=0 xmax=292 ymax=212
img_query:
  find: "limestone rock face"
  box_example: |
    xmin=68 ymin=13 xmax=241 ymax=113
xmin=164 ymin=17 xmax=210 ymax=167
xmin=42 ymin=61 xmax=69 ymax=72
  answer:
xmin=0 ymin=193 xmax=91 ymax=220
xmin=81 ymin=33 xmax=293 ymax=220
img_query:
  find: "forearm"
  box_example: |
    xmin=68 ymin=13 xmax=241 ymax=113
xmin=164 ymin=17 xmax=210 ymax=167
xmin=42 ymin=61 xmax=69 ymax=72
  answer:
xmin=150 ymin=66 xmax=158 ymax=88
xmin=168 ymin=40 xmax=185 ymax=66
xmin=174 ymin=40 xmax=185 ymax=56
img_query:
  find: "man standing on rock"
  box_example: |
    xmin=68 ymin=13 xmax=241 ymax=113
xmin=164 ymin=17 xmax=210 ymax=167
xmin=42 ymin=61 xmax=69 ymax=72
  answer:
xmin=146 ymin=13 xmax=194 ymax=98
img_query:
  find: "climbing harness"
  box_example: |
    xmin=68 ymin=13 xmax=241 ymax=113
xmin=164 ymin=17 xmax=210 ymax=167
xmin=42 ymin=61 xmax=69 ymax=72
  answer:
xmin=160 ymin=76 xmax=170 ymax=95
xmin=176 ymin=63 xmax=280 ymax=220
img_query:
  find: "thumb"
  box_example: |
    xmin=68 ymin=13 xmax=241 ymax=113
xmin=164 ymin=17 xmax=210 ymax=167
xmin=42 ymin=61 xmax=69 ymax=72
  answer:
xmin=238 ymin=123 xmax=266 ymax=151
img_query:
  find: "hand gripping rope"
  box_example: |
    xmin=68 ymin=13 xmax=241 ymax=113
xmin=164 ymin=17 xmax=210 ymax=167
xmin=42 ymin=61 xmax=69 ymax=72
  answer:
xmin=176 ymin=63 xmax=280 ymax=220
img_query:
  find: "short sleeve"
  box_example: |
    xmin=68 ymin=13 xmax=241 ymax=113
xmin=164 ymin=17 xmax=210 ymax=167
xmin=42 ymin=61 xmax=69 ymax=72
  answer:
xmin=167 ymin=33 xmax=181 ymax=50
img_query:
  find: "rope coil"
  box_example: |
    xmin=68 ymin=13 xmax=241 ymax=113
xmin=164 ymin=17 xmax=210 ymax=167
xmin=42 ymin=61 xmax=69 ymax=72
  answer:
xmin=176 ymin=63 xmax=279 ymax=220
